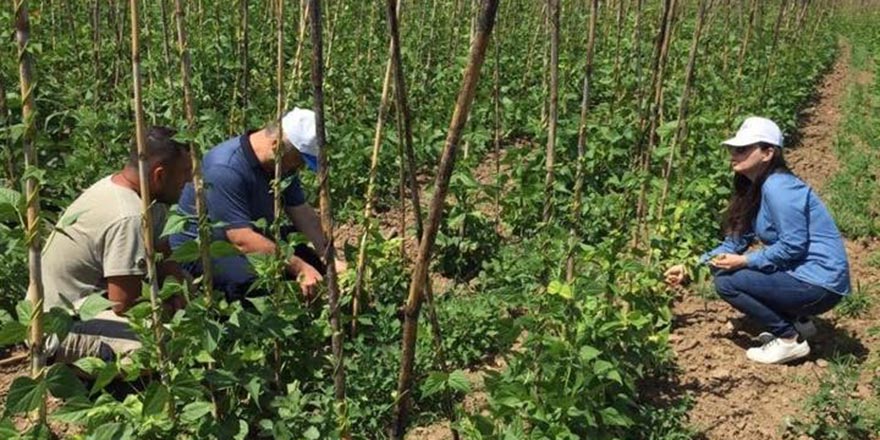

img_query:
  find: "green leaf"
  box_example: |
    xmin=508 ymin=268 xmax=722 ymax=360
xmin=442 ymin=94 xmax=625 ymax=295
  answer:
xmin=599 ymin=406 xmax=633 ymax=427
xmin=160 ymin=211 xmax=190 ymax=238
xmin=44 ymin=308 xmax=74 ymax=342
xmin=579 ymin=345 xmax=601 ymax=363
xmin=303 ymin=427 xmax=321 ymax=440
xmin=16 ymin=300 xmax=33 ymax=327
xmin=4 ymin=376 xmax=47 ymax=415
xmin=87 ymin=422 xmax=133 ymax=440
xmin=209 ymin=241 xmax=241 ymax=258
xmin=73 ymin=357 xmax=106 ymax=376
xmin=0 ymin=417 xmax=20 ymax=439
xmin=90 ymin=361 xmax=119 ymax=395
xmin=420 ymin=372 xmax=447 ymax=398
xmin=0 ymin=187 xmax=22 ymax=223
xmin=78 ymin=294 xmax=115 ymax=321
xmin=0 ymin=321 xmax=27 ymax=346
xmin=447 ymin=370 xmax=472 ymax=393
xmin=171 ymin=240 xmax=200 ymax=263
xmin=180 ymin=401 xmax=213 ymax=424
xmin=244 ymin=377 xmax=262 ymax=409
xmin=49 ymin=396 xmax=94 ymax=424
xmin=24 ymin=423 xmax=51 ymax=440
xmin=46 ymin=364 xmax=87 ymax=399
xmin=142 ymin=383 xmax=170 ymax=418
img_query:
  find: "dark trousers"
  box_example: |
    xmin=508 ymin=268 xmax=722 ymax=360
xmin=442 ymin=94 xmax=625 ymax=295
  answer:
xmin=713 ymin=269 xmax=842 ymax=338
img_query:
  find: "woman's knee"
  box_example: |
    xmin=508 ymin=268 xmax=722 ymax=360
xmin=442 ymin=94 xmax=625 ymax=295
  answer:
xmin=713 ymin=273 xmax=738 ymax=298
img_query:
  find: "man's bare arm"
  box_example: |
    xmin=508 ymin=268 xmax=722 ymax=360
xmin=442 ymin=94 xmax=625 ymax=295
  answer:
xmin=225 ymin=226 xmax=318 ymax=279
xmin=107 ymin=275 xmax=143 ymax=315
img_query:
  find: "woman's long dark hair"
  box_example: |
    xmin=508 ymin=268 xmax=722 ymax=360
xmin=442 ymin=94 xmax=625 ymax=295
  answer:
xmin=723 ymin=144 xmax=792 ymax=236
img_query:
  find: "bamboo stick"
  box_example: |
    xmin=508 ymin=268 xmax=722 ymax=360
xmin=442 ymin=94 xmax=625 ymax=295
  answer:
xmin=129 ymin=0 xmax=173 ymax=420
xmin=159 ymin=0 xmax=171 ymax=67
xmin=566 ymin=0 xmax=599 ymax=282
xmin=307 ymin=0 xmax=348 ymax=434
xmin=384 ymin=1 xmax=458 ymax=436
xmin=173 ymin=0 xmax=212 ymax=301
xmin=542 ymin=0 xmax=560 ymax=223
xmin=14 ymin=0 xmax=46 ymax=423
xmin=657 ymin=0 xmax=710 ymax=221
xmin=391 ymin=0 xmax=499 ymax=437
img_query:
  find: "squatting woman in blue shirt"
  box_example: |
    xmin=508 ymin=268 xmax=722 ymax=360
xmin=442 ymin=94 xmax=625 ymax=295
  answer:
xmin=665 ymin=117 xmax=851 ymax=365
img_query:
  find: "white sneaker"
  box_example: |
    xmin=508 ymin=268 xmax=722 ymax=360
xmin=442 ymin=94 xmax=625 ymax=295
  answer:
xmin=746 ymin=337 xmax=810 ymax=364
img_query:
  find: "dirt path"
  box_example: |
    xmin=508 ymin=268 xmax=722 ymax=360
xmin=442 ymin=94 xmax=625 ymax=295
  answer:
xmin=661 ymin=43 xmax=880 ymax=440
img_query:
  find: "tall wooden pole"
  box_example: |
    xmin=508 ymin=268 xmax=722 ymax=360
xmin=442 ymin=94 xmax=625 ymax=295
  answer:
xmin=130 ymin=0 xmax=173 ymax=419
xmin=657 ymin=0 xmax=710 ymax=222
xmin=308 ymin=0 xmax=348 ymax=434
xmin=566 ymin=0 xmax=599 ymax=282
xmin=14 ymin=0 xmax=46 ymax=422
xmin=391 ymin=0 xmax=499 ymax=437
xmin=173 ymin=0 xmax=212 ymax=300
xmin=352 ymin=1 xmax=400 ymax=335
xmin=542 ymin=0 xmax=560 ymax=222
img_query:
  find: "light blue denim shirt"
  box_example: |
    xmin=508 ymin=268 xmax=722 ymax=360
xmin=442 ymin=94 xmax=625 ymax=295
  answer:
xmin=700 ymin=172 xmax=851 ymax=295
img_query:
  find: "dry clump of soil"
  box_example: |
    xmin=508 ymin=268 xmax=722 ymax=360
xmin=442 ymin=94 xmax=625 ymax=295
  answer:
xmin=659 ymin=43 xmax=880 ymax=440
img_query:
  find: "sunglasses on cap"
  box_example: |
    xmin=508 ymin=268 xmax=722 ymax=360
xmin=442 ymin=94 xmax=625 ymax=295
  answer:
xmin=726 ymin=144 xmax=758 ymax=155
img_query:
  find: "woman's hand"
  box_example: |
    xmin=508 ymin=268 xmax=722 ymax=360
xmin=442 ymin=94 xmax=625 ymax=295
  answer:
xmin=709 ymin=253 xmax=747 ymax=271
xmin=664 ymin=264 xmax=690 ymax=286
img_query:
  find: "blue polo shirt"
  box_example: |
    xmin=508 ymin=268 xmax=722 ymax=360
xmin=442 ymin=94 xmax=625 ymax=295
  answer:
xmin=170 ymin=131 xmax=306 ymax=295
xmin=700 ymin=172 xmax=851 ymax=295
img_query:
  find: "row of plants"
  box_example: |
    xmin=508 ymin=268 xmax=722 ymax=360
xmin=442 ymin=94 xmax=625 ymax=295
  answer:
xmin=0 ymin=0 xmax=851 ymax=438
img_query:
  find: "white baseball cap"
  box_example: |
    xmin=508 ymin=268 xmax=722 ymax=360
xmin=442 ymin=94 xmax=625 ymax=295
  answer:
xmin=281 ymin=107 xmax=319 ymax=172
xmin=722 ymin=116 xmax=783 ymax=148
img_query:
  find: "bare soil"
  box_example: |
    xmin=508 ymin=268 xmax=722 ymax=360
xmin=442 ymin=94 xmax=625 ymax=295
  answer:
xmin=656 ymin=43 xmax=880 ymax=440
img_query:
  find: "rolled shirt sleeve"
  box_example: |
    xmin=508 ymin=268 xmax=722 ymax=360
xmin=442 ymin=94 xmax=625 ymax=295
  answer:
xmin=102 ymin=216 xmax=149 ymax=278
xmin=699 ymin=234 xmax=753 ymax=265
xmin=746 ymin=176 xmax=809 ymax=270
xmin=282 ymin=174 xmax=306 ymax=207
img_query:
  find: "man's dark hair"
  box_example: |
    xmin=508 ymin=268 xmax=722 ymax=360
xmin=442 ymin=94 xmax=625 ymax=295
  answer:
xmin=127 ymin=126 xmax=188 ymax=168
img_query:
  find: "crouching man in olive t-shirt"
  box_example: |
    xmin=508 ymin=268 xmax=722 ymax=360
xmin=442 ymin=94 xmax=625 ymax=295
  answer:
xmin=40 ymin=127 xmax=192 ymax=363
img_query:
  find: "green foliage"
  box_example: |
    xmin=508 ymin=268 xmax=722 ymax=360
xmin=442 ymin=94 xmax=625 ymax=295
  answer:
xmin=837 ymin=282 xmax=875 ymax=318
xmin=784 ymin=356 xmax=880 ymax=440
xmin=0 ymin=0 xmax=849 ymax=438
xmin=827 ymin=15 xmax=880 ymax=238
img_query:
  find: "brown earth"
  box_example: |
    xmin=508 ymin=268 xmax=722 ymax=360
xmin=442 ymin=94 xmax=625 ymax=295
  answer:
xmin=658 ymin=43 xmax=880 ymax=440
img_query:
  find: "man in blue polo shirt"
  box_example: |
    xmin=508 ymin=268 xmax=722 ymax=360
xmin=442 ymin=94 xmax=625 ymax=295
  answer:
xmin=171 ymin=108 xmax=335 ymax=301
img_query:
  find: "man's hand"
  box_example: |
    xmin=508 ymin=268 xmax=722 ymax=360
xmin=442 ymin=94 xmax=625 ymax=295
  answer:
xmin=289 ymin=256 xmax=324 ymax=300
xmin=664 ymin=264 xmax=690 ymax=286
xmin=709 ymin=253 xmax=747 ymax=271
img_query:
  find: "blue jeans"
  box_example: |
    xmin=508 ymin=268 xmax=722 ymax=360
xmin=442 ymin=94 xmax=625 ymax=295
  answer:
xmin=713 ymin=269 xmax=842 ymax=338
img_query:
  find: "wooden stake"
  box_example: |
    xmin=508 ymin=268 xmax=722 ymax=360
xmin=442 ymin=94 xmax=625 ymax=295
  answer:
xmin=391 ymin=0 xmax=499 ymax=437
xmin=542 ymin=0 xmax=560 ymax=223
xmin=657 ymin=0 xmax=711 ymax=221
xmin=308 ymin=0 xmax=348 ymax=435
xmin=14 ymin=0 xmax=46 ymax=423
xmin=566 ymin=0 xmax=599 ymax=282
xmin=173 ymin=0 xmax=212 ymax=301
xmin=130 ymin=0 xmax=173 ymax=420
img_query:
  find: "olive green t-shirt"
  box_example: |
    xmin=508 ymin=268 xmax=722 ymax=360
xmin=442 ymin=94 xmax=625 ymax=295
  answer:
xmin=41 ymin=176 xmax=167 ymax=311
